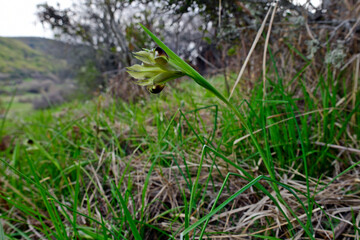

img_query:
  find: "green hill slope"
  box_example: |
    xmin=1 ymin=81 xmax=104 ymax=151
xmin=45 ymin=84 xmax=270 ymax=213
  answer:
xmin=0 ymin=37 xmax=67 ymax=79
xmin=13 ymin=37 xmax=92 ymax=66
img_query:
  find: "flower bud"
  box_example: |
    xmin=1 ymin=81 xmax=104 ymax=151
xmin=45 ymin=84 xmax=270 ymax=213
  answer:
xmin=127 ymin=47 xmax=185 ymax=94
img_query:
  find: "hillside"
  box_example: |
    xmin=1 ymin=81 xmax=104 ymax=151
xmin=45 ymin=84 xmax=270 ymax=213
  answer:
xmin=0 ymin=37 xmax=89 ymax=114
xmin=0 ymin=37 xmax=67 ymax=79
xmin=13 ymin=37 xmax=72 ymax=59
xmin=13 ymin=37 xmax=94 ymax=69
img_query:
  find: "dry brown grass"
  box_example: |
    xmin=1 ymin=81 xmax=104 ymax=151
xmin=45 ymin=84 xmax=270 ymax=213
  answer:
xmin=81 ymin=142 xmax=360 ymax=239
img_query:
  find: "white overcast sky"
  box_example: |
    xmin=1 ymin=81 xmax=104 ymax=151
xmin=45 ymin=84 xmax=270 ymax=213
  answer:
xmin=0 ymin=0 xmax=73 ymax=38
xmin=0 ymin=0 xmax=321 ymax=39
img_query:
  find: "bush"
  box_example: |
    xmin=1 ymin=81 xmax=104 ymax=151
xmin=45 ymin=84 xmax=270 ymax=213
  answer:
xmin=32 ymin=83 xmax=76 ymax=109
xmin=32 ymin=91 xmax=65 ymax=109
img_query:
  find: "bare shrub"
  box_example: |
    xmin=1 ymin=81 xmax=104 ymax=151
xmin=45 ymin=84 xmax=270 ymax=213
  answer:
xmin=18 ymin=97 xmax=34 ymax=103
xmin=18 ymin=80 xmax=54 ymax=94
xmin=32 ymin=83 xmax=76 ymax=109
xmin=107 ymin=70 xmax=148 ymax=102
xmin=33 ymin=91 xmax=64 ymax=109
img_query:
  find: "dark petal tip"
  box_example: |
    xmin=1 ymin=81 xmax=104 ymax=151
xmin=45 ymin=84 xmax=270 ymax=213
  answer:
xmin=155 ymin=47 xmax=168 ymax=58
xmin=147 ymin=84 xmax=166 ymax=94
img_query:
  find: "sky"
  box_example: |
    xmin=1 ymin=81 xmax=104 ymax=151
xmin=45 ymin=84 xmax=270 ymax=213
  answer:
xmin=0 ymin=0 xmax=73 ymax=38
xmin=0 ymin=0 xmax=321 ymax=39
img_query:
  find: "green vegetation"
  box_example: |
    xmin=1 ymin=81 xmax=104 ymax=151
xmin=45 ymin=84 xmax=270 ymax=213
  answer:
xmin=1 ymin=53 xmax=359 ymax=239
xmin=0 ymin=37 xmax=66 ymax=78
xmin=1 ymin=12 xmax=360 ymax=239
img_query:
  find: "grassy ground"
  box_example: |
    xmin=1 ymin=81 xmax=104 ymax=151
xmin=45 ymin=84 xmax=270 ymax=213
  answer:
xmin=0 ymin=93 xmax=38 ymax=117
xmin=0 ymin=79 xmax=40 ymax=117
xmin=1 ymin=93 xmax=39 ymax=116
xmin=0 ymin=59 xmax=360 ymax=240
xmin=0 ymin=79 xmax=76 ymax=117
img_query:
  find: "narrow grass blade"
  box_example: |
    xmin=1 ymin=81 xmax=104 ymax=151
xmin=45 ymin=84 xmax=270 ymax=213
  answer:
xmin=198 ymin=171 xmax=313 ymax=240
xmin=188 ymin=145 xmax=207 ymax=225
xmin=0 ymin=158 xmax=117 ymax=237
xmin=161 ymin=108 xmax=180 ymax=141
xmin=0 ymin=89 xmax=16 ymax=137
xmin=2 ymin=221 xmax=32 ymax=240
xmin=180 ymin=175 xmax=264 ymax=240
xmin=26 ymin=156 xmax=64 ymax=239
xmin=0 ymin=219 xmax=5 ymax=240
xmin=250 ymin=234 xmax=282 ymax=240
xmin=110 ymin=181 xmax=142 ymax=240
xmin=72 ymin=161 xmax=81 ymax=239
xmin=139 ymin=154 xmax=158 ymax=228
xmin=76 ymin=227 xmax=107 ymax=240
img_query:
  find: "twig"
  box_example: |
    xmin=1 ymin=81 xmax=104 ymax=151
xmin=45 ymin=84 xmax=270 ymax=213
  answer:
xmin=305 ymin=16 xmax=316 ymax=41
xmin=196 ymin=54 xmax=218 ymax=70
xmin=229 ymin=5 xmax=273 ymax=99
xmin=356 ymin=211 xmax=360 ymax=240
xmin=345 ymin=16 xmax=360 ymax=40
xmin=340 ymin=53 xmax=360 ymax=71
xmin=234 ymin=108 xmax=338 ymax=145
xmin=218 ymin=0 xmax=222 ymax=29
xmin=312 ymin=142 xmax=360 ymax=155
xmin=322 ymin=20 xmax=349 ymax=47
xmin=263 ymin=1 xmax=278 ymax=105
xmin=351 ymin=55 xmax=359 ymax=124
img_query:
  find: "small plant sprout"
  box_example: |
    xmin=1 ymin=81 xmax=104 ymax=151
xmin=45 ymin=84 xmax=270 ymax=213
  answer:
xmin=127 ymin=47 xmax=185 ymax=93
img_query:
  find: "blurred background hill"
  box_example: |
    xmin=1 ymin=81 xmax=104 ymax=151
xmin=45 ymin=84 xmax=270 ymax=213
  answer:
xmin=0 ymin=37 xmax=66 ymax=80
xmin=0 ymin=36 xmax=94 ymax=113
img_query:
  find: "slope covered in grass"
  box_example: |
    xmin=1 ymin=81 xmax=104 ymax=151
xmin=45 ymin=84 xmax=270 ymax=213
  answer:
xmin=0 ymin=37 xmax=66 ymax=78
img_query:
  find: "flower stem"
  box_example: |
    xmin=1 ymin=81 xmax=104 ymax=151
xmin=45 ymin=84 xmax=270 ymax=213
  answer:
xmin=190 ymin=73 xmax=281 ymax=194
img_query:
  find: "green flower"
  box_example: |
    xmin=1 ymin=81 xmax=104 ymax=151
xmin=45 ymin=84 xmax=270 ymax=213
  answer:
xmin=127 ymin=47 xmax=185 ymax=94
